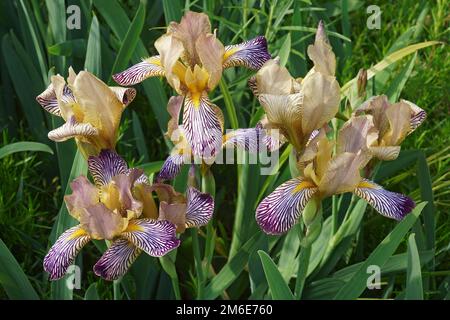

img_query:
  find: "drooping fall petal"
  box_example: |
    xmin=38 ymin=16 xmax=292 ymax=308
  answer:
xmin=112 ymin=57 xmax=165 ymax=86
xmin=185 ymin=187 xmax=214 ymax=228
xmin=48 ymin=116 xmax=98 ymax=142
xmin=93 ymin=239 xmax=142 ymax=281
xmin=354 ymin=179 xmax=415 ymax=220
xmin=43 ymin=225 xmax=90 ymax=280
xmin=88 ymin=149 xmax=128 ymax=187
xmin=256 ymin=178 xmax=317 ymax=235
xmin=223 ymin=36 xmax=271 ymax=70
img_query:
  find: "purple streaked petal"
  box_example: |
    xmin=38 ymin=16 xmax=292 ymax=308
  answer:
xmin=222 ymin=127 xmax=263 ymax=153
xmin=354 ymin=179 xmax=415 ymax=220
xmin=185 ymin=187 xmax=214 ymax=228
xmin=36 ymin=84 xmax=62 ymax=116
xmin=48 ymin=116 xmax=98 ymax=142
xmin=157 ymin=154 xmax=185 ymax=181
xmin=112 ymin=57 xmax=164 ymax=86
xmin=43 ymin=225 xmax=90 ymax=280
xmin=121 ymin=219 xmax=180 ymax=257
xmin=93 ymin=239 xmax=142 ymax=281
xmin=128 ymin=169 xmax=150 ymax=185
xmin=109 ymin=87 xmax=137 ymax=107
xmin=256 ymin=178 xmax=318 ymax=235
xmin=88 ymin=149 xmax=128 ymax=186
xmin=223 ymin=36 xmax=271 ymax=70
xmin=183 ymin=93 xmax=223 ymax=159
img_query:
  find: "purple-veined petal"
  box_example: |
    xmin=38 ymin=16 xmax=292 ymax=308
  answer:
xmin=185 ymin=187 xmax=214 ymax=228
xmin=222 ymin=127 xmax=263 ymax=153
xmin=121 ymin=219 xmax=180 ymax=257
xmin=109 ymin=87 xmax=137 ymax=107
xmin=354 ymin=179 xmax=415 ymax=220
xmin=36 ymin=84 xmax=62 ymax=116
xmin=223 ymin=36 xmax=271 ymax=70
xmin=43 ymin=225 xmax=90 ymax=280
xmin=256 ymin=178 xmax=317 ymax=235
xmin=48 ymin=116 xmax=98 ymax=142
xmin=128 ymin=169 xmax=150 ymax=185
xmin=157 ymin=154 xmax=185 ymax=181
xmin=183 ymin=93 xmax=223 ymax=159
xmin=93 ymin=238 xmax=142 ymax=281
xmin=88 ymin=149 xmax=128 ymax=186
xmin=112 ymin=57 xmax=164 ymax=86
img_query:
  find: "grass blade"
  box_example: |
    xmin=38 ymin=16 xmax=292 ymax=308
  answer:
xmin=84 ymin=15 xmax=101 ymax=76
xmin=258 ymin=250 xmax=295 ymax=300
xmin=405 ymin=233 xmax=424 ymax=299
xmin=334 ymin=202 xmax=426 ymax=299
xmin=0 ymin=141 xmax=53 ymax=159
xmin=0 ymin=239 xmax=39 ymax=300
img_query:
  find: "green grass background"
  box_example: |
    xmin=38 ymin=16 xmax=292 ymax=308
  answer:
xmin=0 ymin=0 xmax=448 ymax=300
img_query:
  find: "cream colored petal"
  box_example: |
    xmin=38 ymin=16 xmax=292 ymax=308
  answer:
xmin=51 ymin=74 xmax=73 ymax=120
xmin=155 ymin=34 xmax=185 ymax=94
xmin=109 ymin=87 xmax=137 ymax=107
xmin=196 ymin=33 xmax=225 ymax=90
xmin=168 ymin=11 xmax=211 ymax=66
xmin=72 ymin=71 xmax=124 ymax=149
xmin=48 ymin=116 xmax=98 ymax=142
xmin=158 ymin=201 xmax=187 ymax=233
xmin=166 ymin=96 xmax=184 ymax=139
xmin=301 ymin=72 xmax=340 ymax=136
xmin=370 ymin=146 xmax=401 ymax=161
xmin=318 ymin=152 xmax=366 ymax=196
xmin=256 ymin=59 xmax=294 ymax=95
xmin=306 ymin=21 xmax=336 ymax=76
xmin=383 ymin=101 xmax=412 ymax=145
xmin=258 ymin=93 xmax=303 ymax=147
xmin=355 ymin=95 xmax=390 ymax=136
xmin=64 ymin=176 xmax=99 ymax=220
xmin=337 ymin=115 xmax=378 ymax=154
xmin=79 ymin=203 xmax=127 ymax=240
xmin=67 ymin=66 xmax=77 ymax=87
xmin=400 ymin=99 xmax=426 ymax=133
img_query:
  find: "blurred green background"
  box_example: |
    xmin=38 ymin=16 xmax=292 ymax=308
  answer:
xmin=0 ymin=0 xmax=448 ymax=300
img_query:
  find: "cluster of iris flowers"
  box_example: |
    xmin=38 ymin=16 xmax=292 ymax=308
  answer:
xmin=36 ymin=12 xmax=425 ymax=281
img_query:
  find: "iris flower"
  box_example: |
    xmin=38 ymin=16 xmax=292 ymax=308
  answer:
xmin=113 ymin=11 xmax=271 ymax=159
xmin=157 ymin=96 xmax=281 ymax=181
xmin=251 ymin=21 xmax=340 ymax=152
xmin=355 ymin=95 xmax=426 ymax=160
xmin=256 ymin=115 xmax=416 ymax=235
xmin=36 ymin=68 xmax=136 ymax=158
xmin=44 ymin=150 xmax=213 ymax=281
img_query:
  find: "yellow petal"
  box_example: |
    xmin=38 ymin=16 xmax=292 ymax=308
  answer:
xmin=155 ymin=34 xmax=185 ymax=94
xmin=384 ymin=101 xmax=412 ymax=145
xmin=196 ymin=32 xmax=225 ymax=90
xmin=72 ymin=71 xmax=124 ymax=150
xmin=301 ymin=72 xmax=340 ymax=137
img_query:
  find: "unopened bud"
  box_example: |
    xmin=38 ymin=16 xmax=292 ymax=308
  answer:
xmin=357 ymin=68 xmax=367 ymax=98
xmin=302 ymin=197 xmax=321 ymax=227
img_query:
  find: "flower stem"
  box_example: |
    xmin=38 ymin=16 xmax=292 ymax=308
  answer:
xmin=294 ymin=244 xmax=311 ymax=299
xmin=191 ymin=228 xmax=204 ymax=299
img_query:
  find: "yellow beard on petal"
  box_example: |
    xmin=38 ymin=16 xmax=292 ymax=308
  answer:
xmin=184 ymin=65 xmax=209 ymax=108
xmin=292 ymin=180 xmax=317 ymax=194
xmin=67 ymin=227 xmax=88 ymax=240
xmin=125 ymin=222 xmax=144 ymax=233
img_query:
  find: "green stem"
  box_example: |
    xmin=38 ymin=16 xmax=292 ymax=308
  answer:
xmin=191 ymin=228 xmax=204 ymax=299
xmin=294 ymin=244 xmax=311 ymax=299
xmin=219 ymin=79 xmax=239 ymax=130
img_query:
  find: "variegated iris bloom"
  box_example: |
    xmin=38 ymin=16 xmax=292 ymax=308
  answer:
xmin=256 ymin=112 xmax=423 ymax=235
xmin=44 ymin=150 xmax=213 ymax=281
xmin=157 ymin=96 xmax=282 ymax=181
xmin=250 ymin=21 xmax=340 ymax=152
xmin=354 ymin=95 xmax=426 ymax=160
xmin=36 ymin=68 xmax=136 ymax=158
xmin=113 ymin=11 xmax=270 ymax=159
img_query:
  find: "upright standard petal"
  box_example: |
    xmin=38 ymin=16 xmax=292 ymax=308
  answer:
xmin=73 ymin=71 xmax=125 ymax=149
xmin=196 ymin=33 xmax=225 ymax=90
xmin=185 ymin=187 xmax=214 ymax=228
xmin=158 ymin=202 xmax=188 ymax=233
xmin=337 ymin=115 xmax=378 ymax=154
xmin=166 ymin=96 xmax=184 ymax=139
xmin=112 ymin=57 xmax=165 ymax=86
xmin=155 ymin=34 xmax=185 ymax=93
xmin=48 ymin=116 xmax=98 ymax=142
xmin=354 ymin=179 xmax=415 ymax=220
xmin=121 ymin=219 xmax=180 ymax=257
xmin=307 ymin=21 xmax=336 ymax=76
xmin=64 ymin=176 xmax=99 ymax=220
xmin=301 ymin=72 xmax=340 ymax=136
xmin=183 ymin=93 xmax=223 ymax=159
xmin=79 ymin=203 xmax=127 ymax=240
xmin=88 ymin=149 xmax=128 ymax=186
xmin=256 ymin=59 xmax=295 ymax=95
xmin=223 ymin=36 xmax=271 ymax=70
xmin=43 ymin=225 xmax=90 ymax=280
xmin=256 ymin=178 xmax=317 ymax=235
xmin=93 ymin=239 xmax=142 ymax=281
